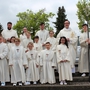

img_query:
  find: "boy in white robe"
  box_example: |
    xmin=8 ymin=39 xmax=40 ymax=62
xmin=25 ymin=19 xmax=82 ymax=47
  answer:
xmin=78 ymin=24 xmax=90 ymax=77
xmin=25 ymin=42 xmax=39 ymax=85
xmin=9 ymin=38 xmax=28 ymax=86
xmin=57 ymin=20 xmax=77 ymax=73
xmin=33 ymin=36 xmax=42 ymax=53
xmin=56 ymin=36 xmax=72 ymax=85
xmin=0 ymin=35 xmax=10 ymax=86
xmin=40 ymin=42 xmax=56 ymax=84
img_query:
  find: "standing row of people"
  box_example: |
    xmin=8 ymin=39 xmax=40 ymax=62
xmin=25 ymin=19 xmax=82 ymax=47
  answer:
xmin=0 ymin=20 xmax=89 ymax=86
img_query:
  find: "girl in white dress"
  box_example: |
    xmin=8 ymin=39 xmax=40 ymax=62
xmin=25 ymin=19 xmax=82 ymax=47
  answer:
xmin=56 ymin=36 xmax=72 ymax=85
xmin=25 ymin=42 xmax=39 ymax=85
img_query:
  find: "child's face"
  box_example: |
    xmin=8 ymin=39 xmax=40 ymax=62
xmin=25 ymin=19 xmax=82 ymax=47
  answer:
xmin=15 ymin=40 xmax=20 ymax=46
xmin=34 ymin=38 xmax=39 ymax=43
xmin=45 ymin=43 xmax=51 ymax=50
xmin=49 ymin=32 xmax=54 ymax=37
xmin=26 ymin=33 xmax=30 ymax=38
xmin=11 ymin=38 xmax=15 ymax=43
xmin=61 ymin=38 xmax=65 ymax=44
xmin=28 ymin=44 xmax=33 ymax=50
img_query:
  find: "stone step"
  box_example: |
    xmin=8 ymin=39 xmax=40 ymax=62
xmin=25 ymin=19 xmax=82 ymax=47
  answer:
xmin=55 ymin=76 xmax=89 ymax=82
xmin=1 ymin=82 xmax=90 ymax=90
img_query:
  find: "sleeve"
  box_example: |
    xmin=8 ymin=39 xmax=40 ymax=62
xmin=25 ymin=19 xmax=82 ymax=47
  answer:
xmin=35 ymin=51 xmax=40 ymax=65
xmin=22 ymin=48 xmax=28 ymax=66
xmin=0 ymin=44 xmax=8 ymax=59
xmin=51 ymin=52 xmax=56 ymax=67
xmin=57 ymin=32 xmax=61 ymax=43
xmin=39 ymin=51 xmax=43 ymax=66
xmin=9 ymin=48 xmax=13 ymax=65
xmin=56 ymin=46 xmax=63 ymax=63
xmin=65 ymin=49 xmax=71 ymax=62
xmin=79 ymin=34 xmax=88 ymax=47
xmin=26 ymin=52 xmax=31 ymax=61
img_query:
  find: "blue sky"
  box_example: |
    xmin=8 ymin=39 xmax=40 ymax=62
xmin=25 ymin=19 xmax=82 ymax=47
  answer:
xmin=0 ymin=0 xmax=80 ymax=35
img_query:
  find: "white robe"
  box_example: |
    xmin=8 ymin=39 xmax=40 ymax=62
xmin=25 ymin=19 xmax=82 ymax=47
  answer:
xmin=56 ymin=44 xmax=72 ymax=81
xmin=1 ymin=29 xmax=18 ymax=40
xmin=78 ymin=32 xmax=89 ymax=73
xmin=21 ymin=38 xmax=33 ymax=49
xmin=33 ymin=42 xmax=42 ymax=53
xmin=26 ymin=49 xmax=39 ymax=81
xmin=9 ymin=45 xmax=28 ymax=83
xmin=44 ymin=37 xmax=58 ymax=68
xmin=0 ymin=42 xmax=10 ymax=82
xmin=40 ymin=49 xmax=56 ymax=84
xmin=35 ymin=29 xmax=49 ymax=44
xmin=20 ymin=33 xmax=27 ymax=42
xmin=57 ymin=28 xmax=77 ymax=69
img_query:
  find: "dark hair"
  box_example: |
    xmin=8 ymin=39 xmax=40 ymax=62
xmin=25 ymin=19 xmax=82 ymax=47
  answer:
xmin=7 ymin=22 xmax=12 ymax=25
xmin=64 ymin=19 xmax=70 ymax=24
xmin=40 ymin=22 xmax=45 ymax=26
xmin=82 ymin=24 xmax=88 ymax=27
xmin=45 ymin=42 xmax=51 ymax=45
xmin=59 ymin=36 xmax=69 ymax=48
xmin=10 ymin=36 xmax=16 ymax=43
xmin=34 ymin=36 xmax=39 ymax=39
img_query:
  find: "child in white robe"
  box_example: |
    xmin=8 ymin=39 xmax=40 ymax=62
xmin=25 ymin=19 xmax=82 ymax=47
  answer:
xmin=0 ymin=35 xmax=10 ymax=86
xmin=25 ymin=42 xmax=39 ymax=85
xmin=21 ymin=31 xmax=33 ymax=51
xmin=40 ymin=42 xmax=56 ymax=84
xmin=9 ymin=38 xmax=28 ymax=86
xmin=33 ymin=36 xmax=42 ymax=53
xmin=56 ymin=36 xmax=72 ymax=85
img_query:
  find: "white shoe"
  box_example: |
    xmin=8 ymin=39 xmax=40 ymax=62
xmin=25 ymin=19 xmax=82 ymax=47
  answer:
xmin=13 ymin=83 xmax=17 ymax=86
xmin=63 ymin=81 xmax=67 ymax=85
xmin=1 ymin=82 xmax=5 ymax=86
xmin=81 ymin=73 xmax=86 ymax=77
xmin=33 ymin=81 xmax=37 ymax=85
xmin=60 ymin=81 xmax=63 ymax=85
xmin=19 ymin=83 xmax=22 ymax=86
xmin=24 ymin=81 xmax=30 ymax=85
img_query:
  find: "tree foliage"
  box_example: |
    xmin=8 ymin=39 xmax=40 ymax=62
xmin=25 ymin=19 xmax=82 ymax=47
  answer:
xmin=0 ymin=23 xmax=3 ymax=34
xmin=76 ymin=0 xmax=90 ymax=30
xmin=53 ymin=6 xmax=67 ymax=37
xmin=13 ymin=9 xmax=55 ymax=37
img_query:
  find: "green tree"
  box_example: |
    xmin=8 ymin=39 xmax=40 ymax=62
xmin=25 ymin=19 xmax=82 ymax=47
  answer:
xmin=13 ymin=9 xmax=55 ymax=37
xmin=76 ymin=0 xmax=90 ymax=30
xmin=0 ymin=23 xmax=3 ymax=34
xmin=53 ymin=6 xmax=67 ymax=37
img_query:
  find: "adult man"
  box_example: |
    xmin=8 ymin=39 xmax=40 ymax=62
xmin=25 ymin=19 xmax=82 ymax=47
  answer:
xmin=1 ymin=22 xmax=18 ymax=42
xmin=57 ymin=20 xmax=77 ymax=73
xmin=35 ymin=22 xmax=49 ymax=46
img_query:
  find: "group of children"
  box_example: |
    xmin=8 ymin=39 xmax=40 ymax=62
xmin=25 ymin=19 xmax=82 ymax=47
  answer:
xmin=0 ymin=29 xmax=73 ymax=86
